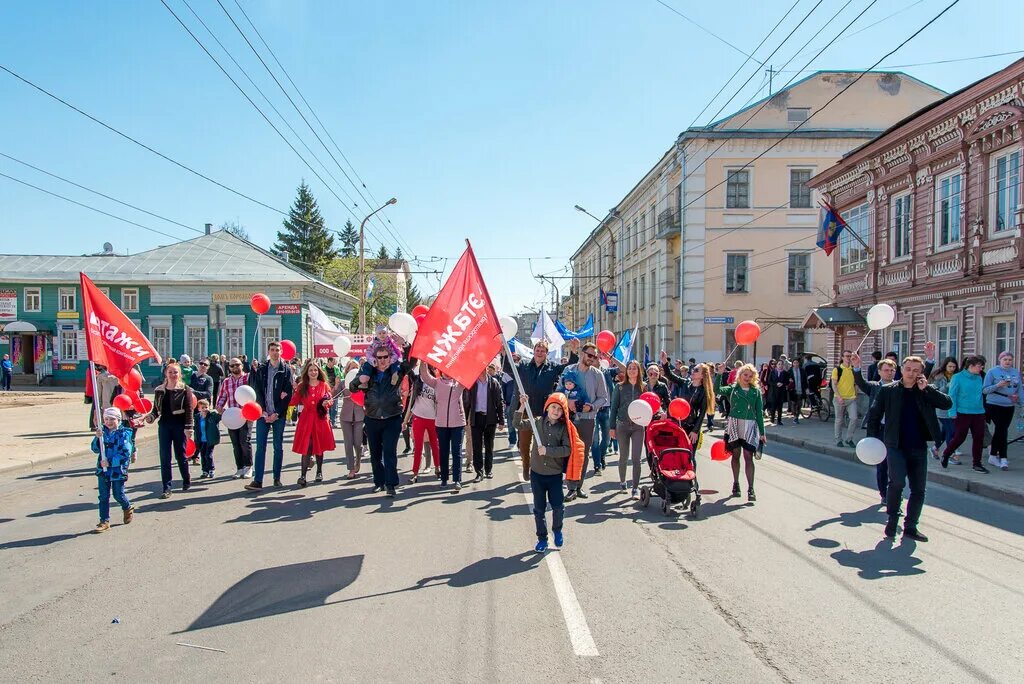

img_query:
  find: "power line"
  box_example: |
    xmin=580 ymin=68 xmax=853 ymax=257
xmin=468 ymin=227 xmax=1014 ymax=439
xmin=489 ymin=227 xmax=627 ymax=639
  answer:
xmin=778 ymin=49 xmax=1024 ymax=73
xmin=653 ymin=0 xmax=753 ymax=58
xmin=786 ymin=0 xmax=928 ymax=63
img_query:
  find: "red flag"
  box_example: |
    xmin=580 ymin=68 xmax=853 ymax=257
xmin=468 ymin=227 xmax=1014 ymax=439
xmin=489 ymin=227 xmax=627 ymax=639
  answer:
xmin=80 ymin=272 xmax=162 ymax=378
xmin=409 ymin=243 xmax=502 ymax=388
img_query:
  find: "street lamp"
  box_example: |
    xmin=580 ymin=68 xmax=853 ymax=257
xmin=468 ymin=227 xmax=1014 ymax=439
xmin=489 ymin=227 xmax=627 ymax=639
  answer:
xmin=575 ymin=204 xmax=624 ymax=330
xmin=359 ymin=197 xmax=398 ymax=334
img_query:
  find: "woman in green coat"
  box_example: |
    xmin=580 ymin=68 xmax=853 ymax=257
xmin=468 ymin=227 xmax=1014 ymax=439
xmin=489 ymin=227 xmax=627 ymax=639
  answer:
xmin=718 ymin=363 xmax=766 ymax=502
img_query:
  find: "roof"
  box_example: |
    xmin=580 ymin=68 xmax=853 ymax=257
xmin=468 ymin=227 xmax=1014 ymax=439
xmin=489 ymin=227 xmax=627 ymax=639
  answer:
xmin=802 ymin=306 xmax=866 ymax=329
xmin=0 ymin=230 xmax=355 ymax=300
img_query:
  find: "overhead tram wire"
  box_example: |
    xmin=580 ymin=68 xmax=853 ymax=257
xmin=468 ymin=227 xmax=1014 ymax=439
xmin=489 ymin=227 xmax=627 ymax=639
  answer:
xmin=778 ymin=49 xmax=1024 ymax=74
xmin=228 ymin=0 xmax=412 ymax=257
xmin=785 ymin=0 xmax=928 ymax=63
xmin=214 ymin=0 xmax=413 ymax=257
xmin=652 ymin=0 xmax=753 ymax=58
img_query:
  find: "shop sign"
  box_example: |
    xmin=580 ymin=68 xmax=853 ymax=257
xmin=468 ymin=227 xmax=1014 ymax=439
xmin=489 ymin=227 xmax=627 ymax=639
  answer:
xmin=60 ymin=364 xmax=77 ymax=371
xmin=57 ymin=311 xmax=79 ymax=319
xmin=0 ymin=289 xmax=16 ymax=322
xmin=211 ymin=290 xmax=256 ymax=303
xmin=275 ymin=304 xmax=301 ymax=314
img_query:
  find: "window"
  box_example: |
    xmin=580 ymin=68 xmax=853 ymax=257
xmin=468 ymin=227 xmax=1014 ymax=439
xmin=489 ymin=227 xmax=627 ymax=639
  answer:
xmin=787 ymin=252 xmax=810 ymax=293
xmin=787 ymin=108 xmax=809 ymax=123
xmin=992 ymin=149 xmax=1020 ymax=233
xmin=935 ymin=172 xmax=962 ymax=248
xmin=639 ymin=275 xmax=646 ymax=309
xmin=840 ymin=202 xmax=871 ymax=274
xmin=787 ymin=328 xmax=807 ymax=358
xmin=633 ymin=219 xmax=640 ymax=252
xmin=260 ymin=326 xmax=281 ymax=357
xmin=936 ymin=324 xmax=958 ymax=361
xmin=650 ymin=269 xmax=656 ymax=305
xmin=726 ymin=170 xmax=750 ymax=208
xmin=632 ymin=279 xmax=638 ymax=311
xmin=790 ymin=169 xmax=812 ymax=208
xmin=24 ymin=287 xmax=41 ymax=312
xmin=891 ymin=194 xmax=912 ymax=259
xmin=59 ymin=327 xmax=77 ymax=361
xmin=150 ymin=325 xmax=171 ymax=365
xmin=993 ymin=319 xmax=1017 ymax=359
xmin=725 ymin=253 xmax=748 ymax=293
xmin=673 ymin=257 xmax=681 ymax=299
xmin=224 ymin=326 xmax=245 ymax=360
xmin=120 ymin=288 xmax=139 ymax=312
xmin=186 ymin=325 xmax=207 ymax=361
xmin=58 ymin=287 xmax=76 ymax=312
xmin=890 ymin=329 xmax=909 ymax=361
xmin=725 ymin=328 xmax=743 ymax=362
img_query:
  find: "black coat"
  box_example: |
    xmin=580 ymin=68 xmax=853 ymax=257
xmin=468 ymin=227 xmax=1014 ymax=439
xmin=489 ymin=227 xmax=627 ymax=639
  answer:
xmin=503 ymin=352 xmax=579 ymax=417
xmin=350 ymin=359 xmax=413 ymax=420
xmin=189 ymin=372 xmax=214 ymax=403
xmin=248 ymin=361 xmax=294 ymax=417
xmin=867 ymin=382 xmax=952 ymax=448
xmin=467 ymin=376 xmax=506 ymax=427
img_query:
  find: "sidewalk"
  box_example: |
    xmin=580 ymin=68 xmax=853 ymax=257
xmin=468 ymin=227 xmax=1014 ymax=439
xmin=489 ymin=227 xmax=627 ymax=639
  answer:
xmin=738 ymin=411 xmax=1024 ymax=508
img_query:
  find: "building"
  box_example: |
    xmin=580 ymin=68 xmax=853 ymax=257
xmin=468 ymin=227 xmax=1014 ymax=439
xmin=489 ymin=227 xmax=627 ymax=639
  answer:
xmin=0 ymin=228 xmax=356 ymax=385
xmin=569 ymin=71 xmax=945 ymax=363
xmin=808 ymin=59 xmax=1024 ymax=363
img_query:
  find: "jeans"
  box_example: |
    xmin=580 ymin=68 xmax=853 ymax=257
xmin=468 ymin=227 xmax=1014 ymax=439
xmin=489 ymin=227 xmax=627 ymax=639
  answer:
xmin=158 ymin=421 xmax=190 ymax=491
xmin=329 ymin=400 xmax=339 ymax=427
xmin=530 ymin=471 xmax=565 ymax=540
xmin=437 ymin=425 xmax=465 ymax=484
xmin=227 ymin=424 xmax=253 ymax=470
xmin=471 ymin=416 xmax=497 ymax=475
xmin=885 ymin=446 xmax=928 ymax=529
xmin=365 ymin=415 xmax=402 ymax=488
xmin=97 ymin=475 xmax=131 ymax=522
xmin=592 ymin=408 xmax=610 ymax=469
xmin=1 ymin=369 xmax=11 ymax=391
xmin=505 ymin=404 xmax=518 ymax=446
xmin=833 ymin=397 xmax=858 ymax=442
xmin=199 ymin=442 xmax=215 ymax=473
xmin=942 ymin=413 xmax=986 ymax=467
xmin=565 ymin=418 xmax=596 ymax=488
xmin=987 ymin=404 xmax=1015 ymax=459
xmin=938 ymin=417 xmax=955 ymax=449
xmin=253 ymin=416 xmax=286 ymax=485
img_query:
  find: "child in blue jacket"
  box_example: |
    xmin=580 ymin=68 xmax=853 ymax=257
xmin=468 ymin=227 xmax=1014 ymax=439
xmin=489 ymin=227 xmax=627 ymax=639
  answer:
xmin=557 ymin=369 xmax=592 ymax=418
xmin=92 ymin=407 xmax=135 ymax=533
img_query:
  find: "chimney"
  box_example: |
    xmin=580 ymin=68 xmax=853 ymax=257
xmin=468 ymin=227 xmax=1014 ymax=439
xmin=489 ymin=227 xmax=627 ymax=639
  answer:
xmin=281 ymin=250 xmax=289 ymax=263
xmin=205 ymin=223 xmax=212 ymax=235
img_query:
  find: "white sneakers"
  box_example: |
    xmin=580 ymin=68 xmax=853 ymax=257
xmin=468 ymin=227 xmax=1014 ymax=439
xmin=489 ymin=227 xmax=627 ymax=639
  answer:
xmin=989 ymin=454 xmax=1001 ymax=468
xmin=242 ymin=466 xmax=253 ymax=478
xmin=1000 ymin=458 xmax=1009 ymax=471
xmin=233 ymin=468 xmax=245 ymax=478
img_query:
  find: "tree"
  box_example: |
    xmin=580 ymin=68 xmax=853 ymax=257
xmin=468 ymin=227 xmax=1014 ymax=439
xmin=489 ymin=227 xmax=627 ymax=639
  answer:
xmin=375 ymin=244 xmax=389 ymax=260
xmin=323 ymin=257 xmax=400 ymax=331
xmin=219 ymin=220 xmax=249 ymax=241
xmin=393 ymin=246 xmax=404 ymax=260
xmin=406 ymin=278 xmax=423 ymax=311
xmin=338 ymin=219 xmax=358 ymax=257
xmin=273 ymin=181 xmax=338 ymax=273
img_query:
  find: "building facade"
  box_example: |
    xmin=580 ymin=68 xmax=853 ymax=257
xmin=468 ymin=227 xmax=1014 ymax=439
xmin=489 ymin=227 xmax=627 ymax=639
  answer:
xmin=569 ymin=71 xmax=944 ymax=364
xmin=809 ymin=59 xmax=1024 ymax=363
xmin=0 ymin=229 xmax=356 ymax=385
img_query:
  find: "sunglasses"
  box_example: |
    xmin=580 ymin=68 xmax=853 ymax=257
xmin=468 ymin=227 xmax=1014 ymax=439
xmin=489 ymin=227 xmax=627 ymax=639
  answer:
xmin=229 ymin=364 xmax=241 ymax=368
xmin=583 ymin=352 xmax=597 ymax=359
xmin=375 ymin=355 xmax=390 ymax=361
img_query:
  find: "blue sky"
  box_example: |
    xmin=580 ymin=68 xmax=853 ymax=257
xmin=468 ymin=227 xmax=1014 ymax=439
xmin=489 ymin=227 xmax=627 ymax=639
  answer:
xmin=1 ymin=0 xmax=1021 ymax=316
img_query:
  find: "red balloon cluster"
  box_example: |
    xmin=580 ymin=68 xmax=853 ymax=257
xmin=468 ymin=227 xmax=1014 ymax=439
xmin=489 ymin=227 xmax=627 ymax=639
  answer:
xmin=710 ymin=440 xmax=730 ymax=461
xmin=241 ymin=402 xmax=262 ymax=421
xmin=668 ymin=398 xmax=691 ymax=420
xmin=639 ymin=391 xmax=662 ymax=414
xmin=280 ymin=339 xmax=297 ymax=361
xmin=134 ymin=396 xmax=153 ymax=415
xmin=112 ymin=393 xmax=134 ymax=412
xmin=596 ymin=330 xmax=616 ymax=354
xmin=250 ymin=293 xmax=271 ymax=315
xmin=184 ymin=438 xmax=197 ymax=457
xmin=411 ymin=304 xmax=430 ymax=319
xmin=121 ymin=368 xmax=143 ymax=393
xmin=734 ymin=320 xmax=761 ymax=346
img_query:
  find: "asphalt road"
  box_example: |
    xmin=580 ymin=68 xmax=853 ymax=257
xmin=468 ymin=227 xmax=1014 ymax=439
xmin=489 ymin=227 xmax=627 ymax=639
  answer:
xmin=1 ymin=426 xmax=1021 ymax=683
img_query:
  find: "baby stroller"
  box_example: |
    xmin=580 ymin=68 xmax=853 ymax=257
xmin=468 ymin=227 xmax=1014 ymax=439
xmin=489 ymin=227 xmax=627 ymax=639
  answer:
xmin=640 ymin=420 xmax=700 ymax=517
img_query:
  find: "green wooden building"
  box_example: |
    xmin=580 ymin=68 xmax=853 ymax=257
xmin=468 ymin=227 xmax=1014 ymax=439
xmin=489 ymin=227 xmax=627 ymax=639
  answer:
xmin=0 ymin=229 xmax=355 ymax=386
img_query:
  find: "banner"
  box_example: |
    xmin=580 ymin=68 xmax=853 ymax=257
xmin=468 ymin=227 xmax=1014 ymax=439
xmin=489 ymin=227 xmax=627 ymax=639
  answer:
xmin=554 ymin=313 xmax=594 ymax=340
xmin=409 ymin=243 xmax=502 ymax=388
xmin=80 ymin=272 xmax=161 ymax=377
xmin=0 ymin=289 xmax=16 ymax=322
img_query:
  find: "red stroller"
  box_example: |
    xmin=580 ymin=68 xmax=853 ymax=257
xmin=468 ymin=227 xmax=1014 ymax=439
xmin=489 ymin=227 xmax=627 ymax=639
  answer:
xmin=640 ymin=420 xmax=700 ymax=517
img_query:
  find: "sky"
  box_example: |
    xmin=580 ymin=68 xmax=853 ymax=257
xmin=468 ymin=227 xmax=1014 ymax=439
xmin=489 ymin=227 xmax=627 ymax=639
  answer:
xmin=1 ymin=0 xmax=1021 ymax=317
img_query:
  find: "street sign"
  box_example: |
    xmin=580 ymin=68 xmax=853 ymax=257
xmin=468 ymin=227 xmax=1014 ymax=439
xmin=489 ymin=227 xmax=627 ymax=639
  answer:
xmin=704 ymin=316 xmax=735 ymax=324
xmin=605 ymin=292 xmax=618 ymax=313
xmin=275 ymin=304 xmax=301 ymax=315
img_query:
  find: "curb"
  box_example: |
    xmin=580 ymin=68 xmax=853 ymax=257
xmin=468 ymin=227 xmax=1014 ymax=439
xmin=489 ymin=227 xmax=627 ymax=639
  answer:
xmin=0 ymin=433 xmax=160 ymax=479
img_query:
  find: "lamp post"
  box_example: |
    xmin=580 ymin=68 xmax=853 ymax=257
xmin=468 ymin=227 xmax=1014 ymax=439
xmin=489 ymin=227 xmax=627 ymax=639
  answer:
xmin=575 ymin=204 xmax=624 ymax=331
xmin=359 ymin=197 xmax=398 ymax=334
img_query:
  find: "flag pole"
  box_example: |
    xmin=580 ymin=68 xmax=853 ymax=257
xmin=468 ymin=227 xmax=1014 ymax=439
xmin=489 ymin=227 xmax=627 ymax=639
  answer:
xmin=89 ymin=361 xmax=106 ymax=463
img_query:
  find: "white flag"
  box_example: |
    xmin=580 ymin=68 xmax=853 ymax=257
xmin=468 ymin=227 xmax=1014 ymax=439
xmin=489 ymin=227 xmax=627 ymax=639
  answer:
xmin=530 ymin=309 xmax=566 ymax=351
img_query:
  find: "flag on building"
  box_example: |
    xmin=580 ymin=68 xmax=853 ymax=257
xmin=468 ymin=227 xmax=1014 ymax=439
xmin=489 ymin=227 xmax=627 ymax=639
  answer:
xmin=80 ymin=272 xmax=161 ymax=378
xmin=599 ymin=288 xmax=608 ymax=308
xmin=409 ymin=243 xmax=503 ymax=388
xmin=817 ymin=201 xmax=848 ymax=256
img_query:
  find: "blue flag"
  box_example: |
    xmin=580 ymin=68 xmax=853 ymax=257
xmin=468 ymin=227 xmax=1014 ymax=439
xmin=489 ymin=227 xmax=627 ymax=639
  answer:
xmin=554 ymin=314 xmax=594 ymax=340
xmin=817 ymin=202 xmax=848 ymax=256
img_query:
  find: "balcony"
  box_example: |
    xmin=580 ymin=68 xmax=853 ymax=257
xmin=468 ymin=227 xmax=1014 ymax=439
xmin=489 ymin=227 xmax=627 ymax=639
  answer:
xmin=656 ymin=208 xmax=680 ymax=239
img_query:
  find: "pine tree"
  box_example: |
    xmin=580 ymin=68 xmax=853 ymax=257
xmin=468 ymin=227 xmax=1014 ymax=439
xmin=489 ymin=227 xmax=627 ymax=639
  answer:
xmin=375 ymin=244 xmax=389 ymax=260
xmin=273 ymin=181 xmax=338 ymax=272
xmin=338 ymin=219 xmax=358 ymax=257
xmin=406 ymin=278 xmax=423 ymax=310
xmin=393 ymin=246 xmax=404 ymax=260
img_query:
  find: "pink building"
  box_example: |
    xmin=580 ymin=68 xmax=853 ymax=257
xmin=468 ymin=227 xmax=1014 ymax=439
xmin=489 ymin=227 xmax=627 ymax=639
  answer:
xmin=808 ymin=59 xmax=1024 ymax=363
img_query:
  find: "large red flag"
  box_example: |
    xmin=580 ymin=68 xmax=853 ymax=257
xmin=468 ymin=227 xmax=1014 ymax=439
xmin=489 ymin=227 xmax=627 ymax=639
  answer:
xmin=80 ymin=272 xmax=162 ymax=378
xmin=409 ymin=243 xmax=502 ymax=388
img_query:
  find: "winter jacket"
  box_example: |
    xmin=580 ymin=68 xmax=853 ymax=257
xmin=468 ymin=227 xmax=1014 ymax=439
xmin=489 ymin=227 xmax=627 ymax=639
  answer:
xmin=92 ymin=424 xmax=134 ymax=480
xmin=189 ymin=372 xmax=214 ymax=403
xmin=609 ymin=382 xmax=643 ymax=426
xmin=351 ymin=358 xmax=412 ymax=420
xmin=249 ymin=360 xmax=294 ymax=417
xmin=947 ymin=370 xmax=985 ymax=417
xmin=193 ymin=410 xmax=222 ymax=447
xmin=867 ymin=382 xmax=952 ymax=448
xmin=418 ymin=364 xmax=468 ymax=428
xmin=467 ymin=375 xmax=505 ymax=427
xmin=149 ymin=385 xmax=195 ymax=429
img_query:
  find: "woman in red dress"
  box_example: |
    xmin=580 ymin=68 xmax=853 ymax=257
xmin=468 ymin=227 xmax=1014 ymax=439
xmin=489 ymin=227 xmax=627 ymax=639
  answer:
xmin=289 ymin=360 xmax=337 ymax=486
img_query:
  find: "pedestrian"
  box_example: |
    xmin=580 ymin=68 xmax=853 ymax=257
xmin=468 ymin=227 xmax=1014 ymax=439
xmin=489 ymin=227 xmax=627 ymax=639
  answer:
xmin=852 ymin=354 xmax=899 ymax=502
xmin=91 ymin=407 xmax=135 ymax=533
xmin=556 ymin=369 xmax=591 ymax=420
xmin=500 ymin=367 xmax=518 ymax=449
xmin=786 ymin=355 xmax=805 ymax=424
xmin=515 ymin=392 xmax=583 ymax=553
xmin=0 ymin=353 xmax=12 ymax=391
xmin=866 ymin=351 xmax=883 ymax=382
xmin=216 ymin=357 xmax=254 ymax=479
xmin=193 ymin=398 xmax=221 ymax=479
xmin=609 ymin=359 xmax=645 ymax=497
xmin=562 ymin=342 xmax=610 ymax=500
xmin=417 ymin=361 xmax=469 ymax=492
xmin=244 ymin=341 xmax=294 ymax=491
xmin=403 ymin=360 xmax=440 ymax=483
xmin=146 ymin=360 xmax=196 ymax=499
xmin=928 ymin=357 xmax=961 ymax=465
xmin=803 ymin=356 xmax=823 ymax=406
xmin=982 ymin=351 xmax=1021 ymax=471
xmin=188 ymin=359 xmax=214 ymax=465
xmin=338 ymin=360 xmax=366 ymax=480
xmin=713 ymin=362 xmax=728 ymax=424
xmin=767 ymin=360 xmax=787 ymax=425
xmin=590 ymin=364 xmax=615 ymax=472
xmin=353 ymin=343 xmax=412 ymax=497
xmin=643 ymin=364 xmax=670 ymax=412
xmin=289 ymin=360 xmax=336 ymax=487
xmin=675 ymin=361 xmax=716 ymax=448
xmin=468 ymin=363 xmax=505 ymax=481
xmin=867 ymin=355 xmax=952 ymax=542
xmin=178 ymin=354 xmax=198 ymax=385
xmin=323 ymin=356 xmax=341 ymax=428
xmin=831 ymin=350 xmax=859 ymax=448
xmin=503 ymin=339 xmax=579 ymax=480
xmin=719 ymin=363 xmax=766 ymax=502
xmin=941 ymin=356 xmax=989 ymax=472
xmin=207 ymin=353 xmax=225 ymax=407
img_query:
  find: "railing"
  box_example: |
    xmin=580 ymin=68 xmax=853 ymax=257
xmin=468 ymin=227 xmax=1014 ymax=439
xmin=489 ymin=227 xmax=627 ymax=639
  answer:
xmin=656 ymin=208 xmax=680 ymax=238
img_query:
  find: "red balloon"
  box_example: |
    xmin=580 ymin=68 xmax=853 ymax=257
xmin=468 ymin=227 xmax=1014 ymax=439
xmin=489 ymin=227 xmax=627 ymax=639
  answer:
xmin=241 ymin=402 xmax=262 ymax=421
xmin=414 ymin=313 xmax=427 ymax=327
xmin=279 ymin=340 xmax=297 ymax=361
xmin=184 ymin=438 xmax=197 ymax=457
xmin=190 ymin=392 xmax=198 ymax=410
xmin=734 ymin=320 xmax=761 ymax=346
xmin=112 ymin=393 xmax=134 ymax=412
xmin=134 ymin=396 xmax=153 ymax=414
xmin=640 ymin=391 xmax=662 ymax=414
xmin=596 ymin=330 xmax=616 ymax=354
xmin=250 ymin=293 xmax=271 ymax=315
xmin=710 ymin=440 xmax=730 ymax=461
xmin=121 ymin=368 xmax=143 ymax=393
xmin=669 ymin=398 xmax=691 ymax=420
xmin=350 ymin=390 xmax=365 ymax=408
xmin=411 ymin=304 xmax=430 ymax=318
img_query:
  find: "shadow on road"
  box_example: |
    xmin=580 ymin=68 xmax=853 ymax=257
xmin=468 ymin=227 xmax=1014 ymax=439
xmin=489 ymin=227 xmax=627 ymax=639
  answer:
xmin=826 ymin=538 xmax=925 ymax=579
xmin=0 ymin=530 xmax=93 ymax=550
xmin=804 ymin=504 xmax=883 ymax=532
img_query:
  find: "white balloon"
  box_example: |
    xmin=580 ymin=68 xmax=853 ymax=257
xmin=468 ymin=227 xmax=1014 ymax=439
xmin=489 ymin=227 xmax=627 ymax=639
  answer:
xmin=222 ymin=406 xmax=246 ymax=430
xmin=499 ymin=315 xmax=518 ymax=341
xmin=234 ymin=384 xmax=257 ymax=406
xmin=599 ymin=358 xmax=610 ymax=370
xmin=627 ymin=398 xmax=653 ymax=427
xmin=332 ymin=335 xmax=352 ymax=358
xmin=344 ymin=368 xmax=359 ymax=386
xmin=866 ymin=303 xmax=896 ymax=331
xmin=855 ymin=437 xmax=887 ymax=466
xmin=389 ymin=312 xmax=417 ymax=339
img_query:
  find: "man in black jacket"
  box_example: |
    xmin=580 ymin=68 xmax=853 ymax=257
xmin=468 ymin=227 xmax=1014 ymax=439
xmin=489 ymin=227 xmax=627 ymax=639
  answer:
xmin=867 ymin=355 xmax=952 ymax=542
xmin=244 ymin=341 xmax=294 ymax=491
xmin=468 ymin=364 xmax=505 ymax=481
xmin=352 ymin=345 xmax=412 ymax=497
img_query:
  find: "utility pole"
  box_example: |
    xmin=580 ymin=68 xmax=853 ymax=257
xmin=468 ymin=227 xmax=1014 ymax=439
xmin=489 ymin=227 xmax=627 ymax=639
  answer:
xmin=766 ymin=64 xmax=776 ymax=96
xmin=358 ymin=198 xmax=398 ymax=334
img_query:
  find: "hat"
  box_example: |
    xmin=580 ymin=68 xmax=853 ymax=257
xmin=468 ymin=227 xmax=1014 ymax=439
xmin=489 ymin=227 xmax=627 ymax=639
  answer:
xmin=375 ymin=324 xmax=387 ymax=334
xmin=103 ymin=407 xmax=122 ymax=421
xmin=561 ymin=369 xmax=580 ymax=386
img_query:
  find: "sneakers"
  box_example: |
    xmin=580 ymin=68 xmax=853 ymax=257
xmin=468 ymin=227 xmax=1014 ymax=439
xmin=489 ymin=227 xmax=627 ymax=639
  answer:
xmin=1000 ymin=458 xmax=1009 ymax=471
xmin=973 ymin=465 xmax=990 ymax=474
xmin=884 ymin=518 xmax=898 ymax=538
xmin=565 ymin=489 xmax=578 ymax=502
xmin=731 ymin=482 xmax=741 ymax=497
xmin=620 ymin=482 xmax=628 ymax=491
xmin=94 ymin=521 xmax=110 ymax=533
xmin=929 ymin=446 xmax=940 ymax=460
xmin=453 ymin=482 xmax=462 ymax=492
xmin=159 ymin=488 xmax=172 ymax=499
xmin=411 ymin=474 xmax=419 ymax=484
xmin=315 ymin=471 xmax=323 ymax=483
xmin=233 ymin=468 xmax=245 ymax=478
xmin=630 ymin=487 xmax=638 ymax=499
xmin=244 ymin=481 xmax=262 ymax=491
xmin=386 ymin=487 xmax=396 ymax=498
xmin=594 ymin=467 xmax=603 ymax=477
xmin=747 ymin=489 xmax=756 ymax=502
xmin=949 ymin=456 xmax=962 ymax=465
xmin=554 ymin=531 xmax=564 ymax=548
xmin=903 ymin=528 xmax=929 ymax=542
xmin=123 ymin=507 xmax=134 ymax=524
xmin=989 ymin=455 xmax=1001 ymax=468
xmin=473 ymin=474 xmax=483 ymax=483
xmin=534 ymin=539 xmax=548 ymax=553
xmin=242 ymin=466 xmax=253 ymax=478
xmin=373 ymin=485 xmax=385 ymax=493
xmin=485 ymin=472 xmax=493 ymax=479
xmin=941 ymin=454 xmax=949 ymax=469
